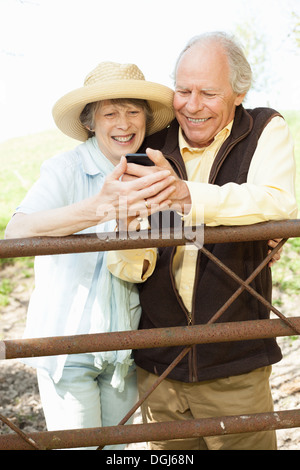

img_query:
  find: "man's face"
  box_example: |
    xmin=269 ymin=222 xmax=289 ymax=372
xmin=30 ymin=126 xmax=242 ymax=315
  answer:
xmin=173 ymin=43 xmax=245 ymax=148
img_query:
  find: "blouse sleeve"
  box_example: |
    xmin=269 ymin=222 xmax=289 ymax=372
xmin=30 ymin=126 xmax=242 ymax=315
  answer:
xmin=15 ymin=154 xmax=73 ymax=214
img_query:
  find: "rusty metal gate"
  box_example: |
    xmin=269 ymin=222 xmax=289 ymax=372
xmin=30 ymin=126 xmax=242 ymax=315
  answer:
xmin=1 ymin=219 xmax=300 ymax=450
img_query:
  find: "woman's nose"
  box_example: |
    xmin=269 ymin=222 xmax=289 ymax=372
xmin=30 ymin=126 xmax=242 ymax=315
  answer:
xmin=116 ymin=115 xmax=131 ymax=129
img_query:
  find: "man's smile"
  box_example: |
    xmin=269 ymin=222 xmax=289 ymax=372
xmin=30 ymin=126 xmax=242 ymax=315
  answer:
xmin=187 ymin=117 xmax=210 ymax=123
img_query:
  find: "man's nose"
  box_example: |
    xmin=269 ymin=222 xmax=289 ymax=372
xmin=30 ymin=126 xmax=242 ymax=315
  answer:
xmin=186 ymin=92 xmax=204 ymax=113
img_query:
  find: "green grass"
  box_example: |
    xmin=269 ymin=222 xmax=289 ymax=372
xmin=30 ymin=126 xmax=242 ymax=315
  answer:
xmin=0 ymin=129 xmax=77 ymax=239
xmin=0 ymin=278 xmax=13 ymax=306
xmin=281 ymin=110 xmax=300 ymax=208
xmin=0 ymin=129 xmax=77 ymax=272
xmin=270 ymin=110 xmax=300 ymax=297
xmin=272 ymin=236 xmax=300 ymax=296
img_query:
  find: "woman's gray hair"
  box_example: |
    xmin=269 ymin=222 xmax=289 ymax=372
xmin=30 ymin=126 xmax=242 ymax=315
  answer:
xmin=80 ymin=98 xmax=153 ymax=138
xmin=173 ymin=31 xmax=253 ymax=95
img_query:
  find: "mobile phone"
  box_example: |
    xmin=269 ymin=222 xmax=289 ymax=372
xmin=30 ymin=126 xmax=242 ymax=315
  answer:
xmin=125 ymin=153 xmax=155 ymax=166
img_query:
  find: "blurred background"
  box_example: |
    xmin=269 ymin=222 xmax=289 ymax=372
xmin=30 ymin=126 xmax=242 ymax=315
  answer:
xmin=0 ymin=0 xmax=299 ymax=141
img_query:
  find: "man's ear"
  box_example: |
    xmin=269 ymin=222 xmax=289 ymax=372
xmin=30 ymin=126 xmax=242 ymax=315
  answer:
xmin=235 ymin=93 xmax=246 ymax=106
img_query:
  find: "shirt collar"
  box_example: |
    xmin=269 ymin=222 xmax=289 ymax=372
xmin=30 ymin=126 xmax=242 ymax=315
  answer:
xmin=179 ymin=120 xmax=233 ymax=155
xmin=79 ymin=137 xmax=115 ymax=176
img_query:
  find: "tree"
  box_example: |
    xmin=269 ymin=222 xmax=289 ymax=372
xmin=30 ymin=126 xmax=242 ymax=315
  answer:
xmin=234 ymin=22 xmax=272 ymax=95
xmin=292 ymin=11 xmax=300 ymax=48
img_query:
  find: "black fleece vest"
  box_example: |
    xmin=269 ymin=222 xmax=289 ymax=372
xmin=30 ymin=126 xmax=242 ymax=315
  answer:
xmin=134 ymin=106 xmax=283 ymax=383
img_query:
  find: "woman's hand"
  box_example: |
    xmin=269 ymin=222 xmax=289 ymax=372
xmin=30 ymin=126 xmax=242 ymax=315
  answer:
xmin=96 ymin=156 xmax=176 ymax=223
xmin=125 ymin=148 xmax=192 ymax=214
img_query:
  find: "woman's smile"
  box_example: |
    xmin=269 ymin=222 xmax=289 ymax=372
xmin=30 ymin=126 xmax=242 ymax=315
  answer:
xmin=112 ymin=133 xmax=135 ymax=143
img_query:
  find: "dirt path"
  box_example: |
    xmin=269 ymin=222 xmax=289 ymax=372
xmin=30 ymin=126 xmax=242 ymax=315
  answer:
xmin=0 ymin=262 xmax=299 ymax=450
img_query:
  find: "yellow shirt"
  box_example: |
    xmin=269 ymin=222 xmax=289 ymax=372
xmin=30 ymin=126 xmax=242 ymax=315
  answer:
xmin=172 ymin=122 xmax=232 ymax=310
xmin=107 ymin=116 xmax=298 ymax=312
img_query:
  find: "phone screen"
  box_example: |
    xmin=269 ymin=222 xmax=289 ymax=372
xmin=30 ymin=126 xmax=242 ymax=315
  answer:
xmin=125 ymin=153 xmax=155 ymax=166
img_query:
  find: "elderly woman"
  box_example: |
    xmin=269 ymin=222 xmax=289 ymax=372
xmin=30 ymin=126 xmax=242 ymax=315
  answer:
xmin=5 ymin=62 xmax=174 ymax=449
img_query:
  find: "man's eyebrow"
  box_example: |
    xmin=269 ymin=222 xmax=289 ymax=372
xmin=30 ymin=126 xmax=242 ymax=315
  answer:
xmin=175 ymin=85 xmax=220 ymax=92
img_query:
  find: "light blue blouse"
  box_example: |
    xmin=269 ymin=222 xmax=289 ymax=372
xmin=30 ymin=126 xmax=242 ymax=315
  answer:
xmin=16 ymin=139 xmax=141 ymax=389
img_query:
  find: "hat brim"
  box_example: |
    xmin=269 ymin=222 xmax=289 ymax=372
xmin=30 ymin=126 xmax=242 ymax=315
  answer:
xmin=52 ymin=80 xmax=174 ymax=141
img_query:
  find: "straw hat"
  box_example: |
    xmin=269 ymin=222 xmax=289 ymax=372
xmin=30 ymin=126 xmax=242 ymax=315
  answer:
xmin=52 ymin=61 xmax=175 ymax=141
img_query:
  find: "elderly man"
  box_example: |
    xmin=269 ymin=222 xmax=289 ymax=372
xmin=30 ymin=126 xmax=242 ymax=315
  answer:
xmin=108 ymin=32 xmax=298 ymax=450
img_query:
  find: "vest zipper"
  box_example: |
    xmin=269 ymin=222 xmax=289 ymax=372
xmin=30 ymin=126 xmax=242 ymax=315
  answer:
xmin=160 ymin=113 xmax=254 ymax=382
xmin=188 ymin=129 xmax=252 ymax=382
xmin=166 ymin=154 xmax=197 ymax=380
xmin=169 ymin=247 xmax=193 ymax=326
xmin=189 ymin=249 xmax=202 ymax=382
xmin=165 ymin=155 xmax=192 ymax=326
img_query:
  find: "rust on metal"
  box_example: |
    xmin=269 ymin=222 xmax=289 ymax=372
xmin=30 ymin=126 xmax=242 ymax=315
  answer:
xmin=1 ymin=219 xmax=300 ymax=450
xmin=1 ymin=219 xmax=300 ymax=259
xmin=1 ymin=317 xmax=299 ymax=361
xmin=0 ymin=414 xmax=43 ymax=450
xmin=96 ymin=346 xmax=192 ymax=450
xmin=1 ymin=409 xmax=300 ymax=450
xmin=202 ymin=239 xmax=300 ymax=336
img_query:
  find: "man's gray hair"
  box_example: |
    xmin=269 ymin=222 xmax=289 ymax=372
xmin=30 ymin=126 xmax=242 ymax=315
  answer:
xmin=173 ymin=31 xmax=253 ymax=95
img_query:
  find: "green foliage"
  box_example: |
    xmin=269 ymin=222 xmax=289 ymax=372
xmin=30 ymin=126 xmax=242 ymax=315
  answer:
xmin=0 ymin=279 xmax=13 ymax=306
xmin=292 ymin=11 xmax=300 ymax=48
xmin=272 ymin=237 xmax=300 ymax=295
xmin=0 ymin=129 xmax=77 ymax=238
xmin=235 ymin=22 xmax=271 ymax=93
xmin=281 ymin=110 xmax=300 ymax=208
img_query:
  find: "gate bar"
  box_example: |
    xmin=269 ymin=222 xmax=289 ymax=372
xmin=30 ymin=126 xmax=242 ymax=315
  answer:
xmin=1 ymin=409 xmax=300 ymax=450
xmin=1 ymin=219 xmax=300 ymax=258
xmin=1 ymin=317 xmax=299 ymax=360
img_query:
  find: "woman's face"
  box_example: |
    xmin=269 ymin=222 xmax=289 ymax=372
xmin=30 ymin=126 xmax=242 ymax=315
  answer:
xmin=93 ymin=100 xmax=147 ymax=165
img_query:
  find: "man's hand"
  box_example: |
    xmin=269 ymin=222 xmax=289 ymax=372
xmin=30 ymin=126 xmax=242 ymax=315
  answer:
xmin=125 ymin=148 xmax=192 ymax=214
xmin=267 ymin=238 xmax=283 ymax=267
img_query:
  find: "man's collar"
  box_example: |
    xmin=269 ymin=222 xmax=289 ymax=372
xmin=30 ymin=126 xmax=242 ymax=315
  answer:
xmin=179 ymin=121 xmax=233 ymax=153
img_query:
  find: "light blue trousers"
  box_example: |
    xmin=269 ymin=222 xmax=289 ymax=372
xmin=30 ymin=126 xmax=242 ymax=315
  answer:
xmin=37 ymin=354 xmax=138 ymax=450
